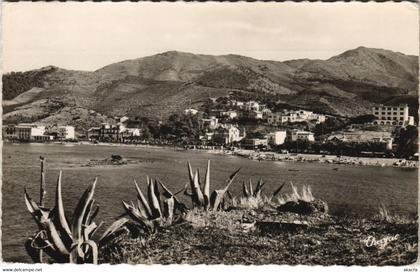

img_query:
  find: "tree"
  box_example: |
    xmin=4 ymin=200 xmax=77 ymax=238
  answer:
xmin=395 ymin=126 xmax=418 ymax=158
xmin=314 ymin=117 xmax=346 ymax=136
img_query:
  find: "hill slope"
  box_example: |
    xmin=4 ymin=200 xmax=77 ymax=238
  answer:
xmin=3 ymin=47 xmax=418 ymax=131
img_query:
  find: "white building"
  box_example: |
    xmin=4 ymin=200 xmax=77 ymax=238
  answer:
xmin=267 ymin=112 xmax=290 ymax=126
xmin=184 ymin=108 xmax=198 ymax=115
xmin=244 ymin=101 xmax=260 ymax=111
xmin=214 ymin=124 xmax=245 ymax=144
xmin=241 ymin=138 xmax=268 ymax=149
xmin=222 ymin=110 xmax=238 ymax=119
xmin=2 ymin=124 xmax=53 ymax=141
xmin=56 ymin=126 xmax=75 ymax=140
xmin=119 ymin=116 xmax=129 ymax=123
xmin=267 ymin=110 xmax=326 ymax=126
xmin=290 ymin=130 xmax=315 ymax=142
xmin=200 ymin=117 xmax=219 ymax=130
xmin=229 ymin=100 xmax=244 ymax=108
xmin=126 ymin=128 xmax=141 ymax=137
xmin=267 ymin=131 xmax=287 ymax=145
xmin=371 ymin=104 xmax=415 ymax=126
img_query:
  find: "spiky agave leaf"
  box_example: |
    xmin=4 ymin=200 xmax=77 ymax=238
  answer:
xmin=203 ymin=160 xmax=211 ymax=208
xmin=186 ymin=162 xmax=204 ymax=207
xmin=54 ymin=171 xmax=72 ymax=240
xmin=26 ymin=230 xmax=65 ymax=263
xmin=47 ymin=220 xmax=70 ymax=258
xmin=98 ymin=218 xmax=130 ymax=247
xmin=209 ymin=190 xmax=225 ymax=211
xmin=71 ymin=178 xmax=97 ymax=248
xmin=147 ymin=178 xmax=162 ymax=219
xmin=134 ymin=179 xmax=152 ymax=219
xmin=24 ymin=187 xmax=50 ymax=228
xmin=24 ymin=237 xmax=44 ymax=263
xmin=243 ymin=181 xmax=250 ymax=198
xmin=223 ymin=168 xmax=241 ymax=192
xmin=163 ymin=197 xmax=175 ymax=225
xmin=192 ymin=171 xmax=205 ymax=206
xmin=248 ymin=180 xmax=253 ymax=197
xmin=254 ymin=179 xmax=265 ymax=198
xmin=122 ymin=201 xmax=154 ymax=230
xmin=153 ymin=179 xmax=162 ymax=211
xmin=209 ymin=167 xmax=241 ymax=211
xmin=272 ymin=183 xmax=285 ymax=197
xmin=187 ymin=161 xmax=195 ymax=183
xmin=82 ymin=240 xmax=98 ymax=264
xmin=157 ymin=180 xmax=189 ymax=213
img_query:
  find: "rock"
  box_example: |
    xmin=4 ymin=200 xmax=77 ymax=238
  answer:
xmin=277 ymin=199 xmax=328 ymax=215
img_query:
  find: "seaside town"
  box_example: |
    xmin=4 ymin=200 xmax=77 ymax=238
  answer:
xmin=3 ymin=97 xmax=418 ymax=166
xmin=3 ymin=2 xmax=419 ymax=267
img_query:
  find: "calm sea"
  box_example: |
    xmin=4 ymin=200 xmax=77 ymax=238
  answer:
xmin=2 ymin=143 xmax=418 ymax=262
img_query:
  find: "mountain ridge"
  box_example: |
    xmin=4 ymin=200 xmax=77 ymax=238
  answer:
xmin=3 ymin=47 xmax=418 ymax=131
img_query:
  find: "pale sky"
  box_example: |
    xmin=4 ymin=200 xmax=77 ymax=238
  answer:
xmin=2 ymin=2 xmax=419 ymax=72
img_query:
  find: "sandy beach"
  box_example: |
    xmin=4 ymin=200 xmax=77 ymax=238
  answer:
xmin=224 ymin=149 xmax=419 ymax=168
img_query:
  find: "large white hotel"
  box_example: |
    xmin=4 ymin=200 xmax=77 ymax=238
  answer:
xmin=371 ymin=104 xmax=415 ymax=126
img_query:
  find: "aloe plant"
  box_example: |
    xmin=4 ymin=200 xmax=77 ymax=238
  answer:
xmin=243 ymin=179 xmax=265 ymax=199
xmin=185 ymin=160 xmax=241 ymax=211
xmin=24 ymin=171 xmax=103 ymax=264
xmin=119 ymin=177 xmax=189 ymax=233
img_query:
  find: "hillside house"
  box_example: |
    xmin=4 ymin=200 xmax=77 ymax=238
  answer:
xmin=222 ymin=110 xmax=238 ymax=119
xmin=244 ymin=101 xmax=260 ymax=111
xmin=56 ymin=126 xmax=75 ymax=140
xmin=213 ymin=124 xmax=245 ymax=144
xmin=267 ymin=131 xmax=287 ymax=146
xmin=290 ymin=130 xmax=315 ymax=142
xmin=371 ymin=104 xmax=415 ymax=126
xmin=200 ymin=117 xmax=219 ymax=130
xmin=184 ymin=108 xmax=199 ymax=115
xmin=241 ymin=138 xmax=268 ymax=149
xmin=267 ymin=110 xmax=325 ymax=126
xmin=88 ymin=123 xmax=139 ymax=142
xmin=240 ymin=110 xmax=263 ymax=120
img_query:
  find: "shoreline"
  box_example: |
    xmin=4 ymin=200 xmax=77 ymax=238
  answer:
xmin=7 ymin=141 xmax=418 ymax=169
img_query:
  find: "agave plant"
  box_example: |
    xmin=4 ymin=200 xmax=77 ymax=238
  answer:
xmin=24 ymin=171 xmax=102 ymax=264
xmin=243 ymin=179 xmax=285 ymax=199
xmin=119 ymin=177 xmax=189 ymax=234
xmin=184 ymin=160 xmax=241 ymax=211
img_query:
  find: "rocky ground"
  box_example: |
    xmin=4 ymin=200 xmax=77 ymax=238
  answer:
xmin=99 ymin=200 xmax=418 ymax=265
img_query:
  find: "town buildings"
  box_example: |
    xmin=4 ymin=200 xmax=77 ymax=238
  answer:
xmin=2 ymin=124 xmax=67 ymax=141
xmin=200 ymin=117 xmax=219 ymax=130
xmin=87 ymin=123 xmax=141 ymax=142
xmin=213 ymin=124 xmax=245 ymax=144
xmin=222 ymin=110 xmax=238 ymax=119
xmin=56 ymin=126 xmax=75 ymax=140
xmin=184 ymin=108 xmax=199 ymax=115
xmin=240 ymin=110 xmax=263 ymax=120
xmin=267 ymin=131 xmax=287 ymax=146
xmin=327 ymin=131 xmax=394 ymax=150
xmin=266 ymin=110 xmax=326 ymax=126
xmin=371 ymin=104 xmax=415 ymax=126
xmin=241 ymin=138 xmax=268 ymax=149
xmin=290 ymin=130 xmax=315 ymax=142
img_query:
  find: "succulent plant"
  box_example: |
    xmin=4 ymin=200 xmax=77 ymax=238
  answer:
xmin=24 ymin=171 xmax=102 ymax=264
xmin=184 ymin=160 xmax=241 ymax=211
xmin=243 ymin=178 xmax=265 ymax=199
xmin=118 ymin=177 xmax=189 ymax=234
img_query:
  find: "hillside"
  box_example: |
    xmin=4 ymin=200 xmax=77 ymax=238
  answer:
xmin=3 ymin=47 xmax=418 ymax=131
